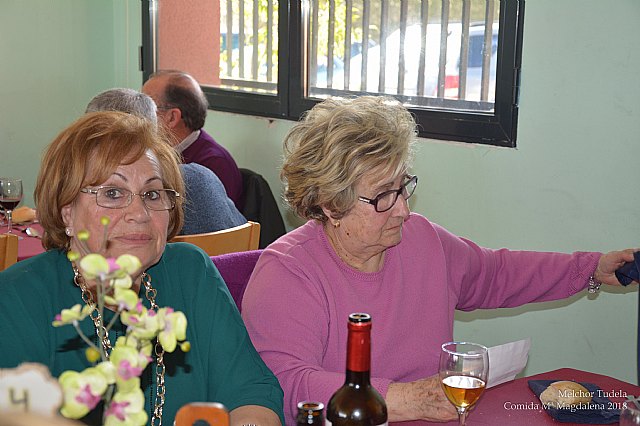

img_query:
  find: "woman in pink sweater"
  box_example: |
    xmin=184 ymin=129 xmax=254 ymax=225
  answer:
xmin=241 ymin=96 xmax=636 ymax=425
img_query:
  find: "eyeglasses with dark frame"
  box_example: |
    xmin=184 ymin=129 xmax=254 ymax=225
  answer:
xmin=358 ymin=175 xmax=418 ymax=213
xmin=80 ymin=187 xmax=180 ymax=211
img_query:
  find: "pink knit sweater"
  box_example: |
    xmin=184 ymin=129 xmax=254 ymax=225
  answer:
xmin=242 ymin=213 xmax=599 ymax=424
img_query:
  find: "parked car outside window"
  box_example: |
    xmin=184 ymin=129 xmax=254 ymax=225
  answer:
xmin=323 ymin=23 xmax=498 ymax=102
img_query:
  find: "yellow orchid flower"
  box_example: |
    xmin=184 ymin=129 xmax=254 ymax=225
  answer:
xmin=180 ymin=341 xmax=191 ymax=353
xmin=52 ymin=304 xmax=93 ymax=327
xmin=112 ymin=275 xmax=133 ymax=289
xmin=67 ymin=251 xmax=81 ymax=262
xmin=157 ymin=308 xmax=187 ymax=353
xmin=79 ymin=253 xmax=110 ymax=280
xmin=121 ymin=306 xmax=160 ymax=340
xmin=110 ymin=345 xmax=151 ymax=393
xmin=104 ymin=388 xmax=148 ymax=426
xmin=59 ymin=367 xmax=110 ymax=419
xmin=95 ymin=360 xmax=117 ymax=385
xmin=115 ymin=335 xmax=153 ymax=359
xmin=85 ymin=347 xmax=101 ymax=363
xmin=116 ymin=254 xmax=142 ymax=276
xmin=104 ymin=287 xmax=138 ymax=311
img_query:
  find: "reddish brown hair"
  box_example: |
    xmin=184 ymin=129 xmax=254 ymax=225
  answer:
xmin=35 ymin=111 xmax=184 ymax=250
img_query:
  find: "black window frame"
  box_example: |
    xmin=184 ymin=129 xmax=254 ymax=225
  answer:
xmin=141 ymin=0 xmax=524 ymax=148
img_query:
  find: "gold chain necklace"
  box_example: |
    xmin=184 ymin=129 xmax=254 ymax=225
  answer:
xmin=73 ymin=267 xmax=166 ymax=425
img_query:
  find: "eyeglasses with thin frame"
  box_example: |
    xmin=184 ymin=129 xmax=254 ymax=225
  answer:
xmin=358 ymin=175 xmax=418 ymax=213
xmin=80 ymin=187 xmax=180 ymax=211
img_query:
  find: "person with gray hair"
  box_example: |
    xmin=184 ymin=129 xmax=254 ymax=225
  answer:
xmin=241 ymin=95 xmax=638 ymax=424
xmin=85 ymin=88 xmax=247 ymax=235
xmin=86 ymin=87 xmax=158 ymax=126
xmin=142 ymin=70 xmax=244 ymax=209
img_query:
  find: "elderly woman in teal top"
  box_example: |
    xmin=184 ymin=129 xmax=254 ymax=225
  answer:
xmin=0 ymin=112 xmax=284 ymax=425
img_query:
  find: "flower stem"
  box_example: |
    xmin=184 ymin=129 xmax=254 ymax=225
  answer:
xmin=72 ymin=321 xmax=100 ymax=352
xmin=104 ymin=307 xmax=122 ymax=332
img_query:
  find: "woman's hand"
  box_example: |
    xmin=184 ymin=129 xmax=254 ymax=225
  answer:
xmin=594 ymin=249 xmax=638 ymax=286
xmin=386 ymin=375 xmax=458 ymax=422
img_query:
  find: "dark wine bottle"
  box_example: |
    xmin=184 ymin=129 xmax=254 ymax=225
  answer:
xmin=297 ymin=401 xmax=325 ymax=425
xmin=326 ymin=313 xmax=388 ymax=425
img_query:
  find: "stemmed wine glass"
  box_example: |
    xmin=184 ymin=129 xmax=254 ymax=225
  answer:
xmin=0 ymin=177 xmax=24 ymax=236
xmin=439 ymin=341 xmax=489 ymax=426
xmin=620 ymin=400 xmax=640 ymax=425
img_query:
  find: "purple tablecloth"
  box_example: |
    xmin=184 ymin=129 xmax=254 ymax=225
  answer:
xmin=391 ymin=368 xmax=640 ymax=425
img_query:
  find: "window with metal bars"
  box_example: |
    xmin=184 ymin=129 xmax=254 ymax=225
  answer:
xmin=141 ymin=0 xmax=523 ymax=147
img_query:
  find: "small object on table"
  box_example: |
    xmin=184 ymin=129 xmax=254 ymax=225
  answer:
xmin=616 ymin=252 xmax=640 ymax=286
xmin=11 ymin=205 xmax=37 ymax=224
xmin=174 ymin=402 xmax=229 ymax=426
xmin=297 ymin=401 xmax=325 ymax=425
xmin=16 ymin=223 xmax=46 ymax=261
xmin=0 ymin=362 xmax=63 ymax=416
xmin=439 ymin=342 xmax=489 ymax=426
xmin=23 ymin=226 xmax=42 ymax=238
xmin=529 ymin=379 xmax=620 ymax=424
xmin=0 ymin=177 xmax=23 ymax=237
xmin=539 ymin=380 xmax=593 ymax=408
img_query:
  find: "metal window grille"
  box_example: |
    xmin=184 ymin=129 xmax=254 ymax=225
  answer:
xmin=219 ymin=0 xmax=498 ymax=112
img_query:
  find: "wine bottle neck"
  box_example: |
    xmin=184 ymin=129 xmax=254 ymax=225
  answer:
xmin=345 ymin=369 xmax=371 ymax=386
xmin=345 ymin=323 xmax=371 ymax=377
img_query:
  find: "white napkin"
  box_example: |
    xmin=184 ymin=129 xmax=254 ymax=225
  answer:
xmin=486 ymin=338 xmax=531 ymax=388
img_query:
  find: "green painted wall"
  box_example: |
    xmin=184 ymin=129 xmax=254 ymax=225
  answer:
xmin=1 ymin=0 xmax=639 ymax=384
xmin=0 ymin=0 xmax=141 ymax=196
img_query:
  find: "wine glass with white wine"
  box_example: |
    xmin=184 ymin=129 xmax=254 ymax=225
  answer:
xmin=439 ymin=341 xmax=489 ymax=426
xmin=0 ymin=177 xmax=24 ymax=236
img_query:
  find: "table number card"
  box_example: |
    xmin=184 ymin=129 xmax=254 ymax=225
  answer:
xmin=0 ymin=363 xmax=62 ymax=415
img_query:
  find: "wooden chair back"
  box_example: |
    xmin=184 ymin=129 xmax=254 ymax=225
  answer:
xmin=0 ymin=234 xmax=19 ymax=271
xmin=171 ymin=221 xmax=260 ymax=256
xmin=175 ymin=402 xmax=229 ymax=426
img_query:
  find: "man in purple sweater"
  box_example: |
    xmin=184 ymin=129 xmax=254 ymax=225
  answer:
xmin=241 ymin=96 xmax=637 ymax=424
xmin=142 ymin=70 xmax=244 ymax=209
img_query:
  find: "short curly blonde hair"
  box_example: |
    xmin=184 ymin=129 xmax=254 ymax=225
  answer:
xmin=281 ymin=96 xmax=416 ymax=222
xmin=35 ymin=111 xmax=185 ymax=250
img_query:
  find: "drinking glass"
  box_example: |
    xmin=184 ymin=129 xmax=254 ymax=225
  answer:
xmin=0 ymin=177 xmax=23 ymax=236
xmin=439 ymin=341 xmax=489 ymax=426
xmin=621 ymin=403 xmax=640 ymax=425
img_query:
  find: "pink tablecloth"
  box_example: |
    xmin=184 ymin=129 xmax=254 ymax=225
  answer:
xmin=392 ymin=368 xmax=640 ymax=425
xmin=1 ymin=223 xmax=45 ymax=261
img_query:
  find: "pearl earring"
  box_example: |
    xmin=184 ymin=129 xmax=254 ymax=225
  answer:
xmin=65 ymin=227 xmax=72 ymax=236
